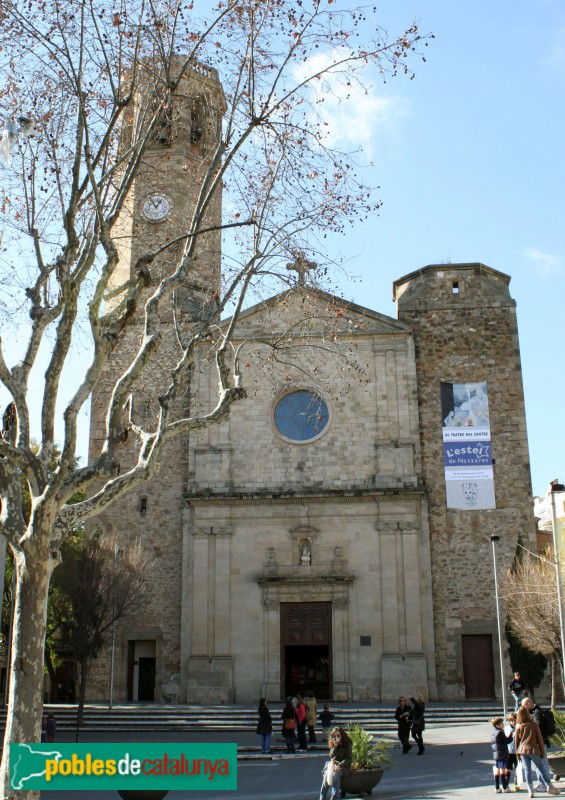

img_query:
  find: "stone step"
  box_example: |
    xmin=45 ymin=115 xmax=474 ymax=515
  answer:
xmin=0 ymin=703 xmax=509 ymax=733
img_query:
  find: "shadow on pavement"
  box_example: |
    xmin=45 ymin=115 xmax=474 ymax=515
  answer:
xmin=42 ymin=740 xmax=501 ymax=800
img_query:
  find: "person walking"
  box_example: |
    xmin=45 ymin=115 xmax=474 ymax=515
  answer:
xmin=304 ymin=690 xmax=318 ymax=744
xmin=491 ymin=716 xmax=513 ymax=793
xmin=522 ymin=696 xmax=554 ymax=792
xmin=319 ymin=727 xmax=352 ymax=800
xmin=515 ymin=706 xmax=560 ymax=797
xmin=295 ymin=694 xmax=308 ymax=751
xmin=256 ymin=698 xmax=272 ymax=754
xmin=505 ymin=712 xmax=520 ymax=791
xmin=281 ymin=697 xmax=297 ymax=753
xmin=410 ymin=695 xmax=426 ymax=755
xmin=509 ymin=672 xmax=526 ymax=710
xmin=46 ymin=713 xmax=57 ymax=743
xmin=395 ymin=696 xmax=413 ymax=754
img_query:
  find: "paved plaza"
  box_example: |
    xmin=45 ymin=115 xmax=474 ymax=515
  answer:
xmin=39 ymin=718 xmax=538 ymax=800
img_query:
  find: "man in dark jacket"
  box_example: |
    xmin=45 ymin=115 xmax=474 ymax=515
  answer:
xmin=395 ymin=697 xmax=413 ymax=753
xmin=410 ymin=695 xmax=426 ymax=755
xmin=508 ymin=671 xmax=526 ymax=710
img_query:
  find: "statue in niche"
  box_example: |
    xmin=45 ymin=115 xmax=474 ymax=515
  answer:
xmin=300 ymin=543 xmax=311 ymax=565
xmin=264 ymin=546 xmax=278 ymax=575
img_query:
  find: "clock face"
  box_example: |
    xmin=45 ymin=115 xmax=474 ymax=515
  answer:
xmin=141 ymin=193 xmax=173 ymax=221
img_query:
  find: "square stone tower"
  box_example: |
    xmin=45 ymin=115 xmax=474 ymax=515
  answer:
xmin=394 ymin=263 xmax=536 ymax=700
xmin=87 ymin=61 xmax=226 ymax=703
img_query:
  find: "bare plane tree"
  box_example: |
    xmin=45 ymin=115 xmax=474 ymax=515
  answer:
xmin=0 ymin=0 xmax=430 ymax=794
xmin=499 ymin=547 xmax=563 ymax=704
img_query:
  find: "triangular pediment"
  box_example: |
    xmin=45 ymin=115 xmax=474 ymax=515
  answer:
xmin=222 ymin=285 xmax=411 ymax=340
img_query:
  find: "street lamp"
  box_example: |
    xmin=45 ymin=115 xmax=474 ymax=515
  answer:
xmin=108 ymin=544 xmax=123 ymax=710
xmin=549 ymin=480 xmax=565 ymax=676
xmin=491 ymin=535 xmax=508 ymax=717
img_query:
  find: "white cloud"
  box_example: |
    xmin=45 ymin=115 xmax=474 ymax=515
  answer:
xmin=292 ymin=49 xmax=411 ymax=159
xmin=546 ymin=26 xmax=565 ymax=72
xmin=524 ymin=248 xmax=562 ymax=277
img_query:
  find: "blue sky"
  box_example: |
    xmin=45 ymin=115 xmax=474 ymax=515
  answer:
xmin=2 ymin=0 xmax=563 ymax=498
xmin=321 ymin=0 xmax=565 ymax=497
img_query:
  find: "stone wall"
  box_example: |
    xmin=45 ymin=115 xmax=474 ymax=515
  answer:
xmin=394 ymin=263 xmax=536 ymax=700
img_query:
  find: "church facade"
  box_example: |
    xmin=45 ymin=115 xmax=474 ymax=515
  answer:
xmin=87 ymin=64 xmax=535 ymax=704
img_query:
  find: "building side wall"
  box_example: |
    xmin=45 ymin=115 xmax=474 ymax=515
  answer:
xmin=396 ymin=264 xmax=536 ymax=700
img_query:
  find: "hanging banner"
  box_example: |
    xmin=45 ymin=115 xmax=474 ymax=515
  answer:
xmin=440 ymin=381 xmax=496 ymax=510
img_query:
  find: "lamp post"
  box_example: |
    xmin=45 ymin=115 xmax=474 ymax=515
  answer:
xmin=549 ymin=480 xmax=565 ymax=677
xmin=491 ymin=535 xmax=507 ymax=717
xmin=108 ymin=544 xmax=123 ymax=710
xmin=109 ymin=612 xmax=116 ymax=710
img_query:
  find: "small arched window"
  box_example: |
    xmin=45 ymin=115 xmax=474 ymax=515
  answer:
xmin=190 ymin=97 xmax=204 ymax=145
xmin=152 ymin=100 xmax=173 ymax=146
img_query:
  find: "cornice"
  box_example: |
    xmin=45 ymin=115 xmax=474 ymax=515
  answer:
xmin=257 ymin=573 xmax=355 ymax=587
xmin=185 ymin=489 xmax=426 ymax=508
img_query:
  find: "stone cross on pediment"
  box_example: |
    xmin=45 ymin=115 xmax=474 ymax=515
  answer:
xmin=286 ymin=252 xmax=316 ymax=286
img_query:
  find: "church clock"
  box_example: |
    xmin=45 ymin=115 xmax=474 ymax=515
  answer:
xmin=141 ymin=192 xmax=174 ymax=222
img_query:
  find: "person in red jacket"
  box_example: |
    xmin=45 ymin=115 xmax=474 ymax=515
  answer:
xmin=295 ymin=694 xmax=308 ymax=751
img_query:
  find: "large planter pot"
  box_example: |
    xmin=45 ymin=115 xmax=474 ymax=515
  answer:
xmin=117 ymin=791 xmax=169 ymax=800
xmin=548 ymin=753 xmax=565 ymax=779
xmin=340 ymin=767 xmax=385 ymax=797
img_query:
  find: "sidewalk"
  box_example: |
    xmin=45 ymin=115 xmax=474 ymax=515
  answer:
xmin=38 ymin=718 xmax=520 ymax=799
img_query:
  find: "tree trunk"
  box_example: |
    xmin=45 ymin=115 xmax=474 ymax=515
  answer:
xmin=0 ymin=535 xmax=52 ymax=800
xmin=550 ymin=652 xmax=565 ymax=707
xmin=75 ymin=657 xmax=89 ymax=740
xmin=557 ymin=651 xmax=565 ymax=704
xmin=44 ymin=647 xmax=56 ymax=702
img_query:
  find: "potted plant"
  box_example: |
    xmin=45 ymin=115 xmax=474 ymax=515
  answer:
xmin=339 ymin=724 xmax=392 ymax=797
xmin=548 ymin=709 xmax=565 ymax=779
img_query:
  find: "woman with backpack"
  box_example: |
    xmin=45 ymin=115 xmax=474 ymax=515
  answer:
xmin=281 ymin=697 xmax=297 ymax=753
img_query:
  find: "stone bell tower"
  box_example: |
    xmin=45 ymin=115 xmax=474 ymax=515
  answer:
xmin=109 ymin=59 xmax=226 ymax=305
xmin=394 ymin=263 xmax=536 ymax=702
xmin=90 ymin=59 xmax=226 ymax=455
xmin=86 ymin=61 xmax=226 ymax=704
